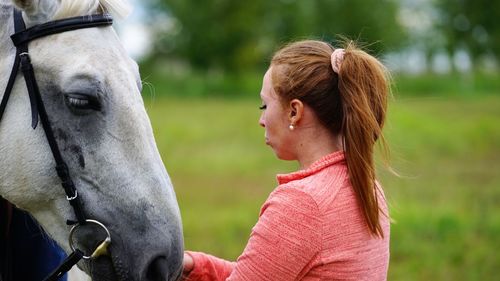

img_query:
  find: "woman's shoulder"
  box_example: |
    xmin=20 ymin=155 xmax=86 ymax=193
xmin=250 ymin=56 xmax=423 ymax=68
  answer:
xmin=274 ymin=165 xmax=349 ymax=209
xmin=260 ymin=184 xmax=321 ymax=218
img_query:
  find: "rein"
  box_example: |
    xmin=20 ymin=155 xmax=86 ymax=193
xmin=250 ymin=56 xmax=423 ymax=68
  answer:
xmin=0 ymin=9 xmax=113 ymax=281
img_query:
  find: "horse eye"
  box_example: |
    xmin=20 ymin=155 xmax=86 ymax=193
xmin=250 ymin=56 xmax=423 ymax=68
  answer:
xmin=64 ymin=93 xmax=101 ymax=111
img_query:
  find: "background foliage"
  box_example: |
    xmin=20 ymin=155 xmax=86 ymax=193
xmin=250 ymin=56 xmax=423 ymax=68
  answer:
xmin=149 ymin=0 xmax=404 ymax=72
xmin=143 ymin=0 xmax=499 ymax=73
xmin=436 ymin=0 xmax=500 ymax=68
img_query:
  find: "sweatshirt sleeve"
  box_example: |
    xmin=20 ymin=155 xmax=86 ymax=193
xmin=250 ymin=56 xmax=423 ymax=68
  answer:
xmin=185 ymin=187 xmax=322 ymax=281
xmin=185 ymin=251 xmax=236 ymax=281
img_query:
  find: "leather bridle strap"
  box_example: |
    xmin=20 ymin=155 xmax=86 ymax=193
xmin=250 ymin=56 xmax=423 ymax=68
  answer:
xmin=0 ymin=41 xmax=21 ymax=126
xmin=0 ymin=10 xmax=112 ymax=224
xmin=44 ymin=249 xmax=84 ymax=281
xmin=11 ymin=13 xmax=113 ymax=47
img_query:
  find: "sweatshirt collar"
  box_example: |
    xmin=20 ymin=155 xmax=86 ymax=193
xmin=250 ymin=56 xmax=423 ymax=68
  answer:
xmin=277 ymin=151 xmax=346 ymax=185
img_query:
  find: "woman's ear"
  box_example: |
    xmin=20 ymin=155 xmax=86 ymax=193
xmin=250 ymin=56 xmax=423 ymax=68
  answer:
xmin=288 ymin=99 xmax=304 ymax=125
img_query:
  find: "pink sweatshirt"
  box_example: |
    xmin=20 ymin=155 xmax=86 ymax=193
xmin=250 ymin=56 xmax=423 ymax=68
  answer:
xmin=185 ymin=151 xmax=390 ymax=280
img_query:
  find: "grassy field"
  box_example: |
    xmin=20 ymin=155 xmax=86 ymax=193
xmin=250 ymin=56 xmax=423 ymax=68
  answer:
xmin=144 ymin=94 xmax=500 ymax=280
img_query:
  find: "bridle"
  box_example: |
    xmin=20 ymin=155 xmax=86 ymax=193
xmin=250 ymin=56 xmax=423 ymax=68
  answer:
xmin=0 ymin=9 xmax=114 ymax=281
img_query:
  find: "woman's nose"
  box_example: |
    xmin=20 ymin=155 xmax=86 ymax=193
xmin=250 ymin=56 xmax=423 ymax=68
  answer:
xmin=258 ymin=114 xmax=265 ymax=127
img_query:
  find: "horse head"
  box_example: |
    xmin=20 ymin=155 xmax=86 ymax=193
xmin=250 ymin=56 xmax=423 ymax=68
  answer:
xmin=0 ymin=0 xmax=183 ymax=280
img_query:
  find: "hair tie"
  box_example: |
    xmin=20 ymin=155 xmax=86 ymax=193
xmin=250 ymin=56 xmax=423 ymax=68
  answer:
xmin=331 ymin=48 xmax=345 ymax=74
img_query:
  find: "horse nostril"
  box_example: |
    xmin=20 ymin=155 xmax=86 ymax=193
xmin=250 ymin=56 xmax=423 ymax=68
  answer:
xmin=146 ymin=256 xmax=169 ymax=281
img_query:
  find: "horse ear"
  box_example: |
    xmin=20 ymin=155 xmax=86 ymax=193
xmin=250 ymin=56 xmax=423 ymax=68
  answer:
xmin=11 ymin=0 xmax=59 ymax=24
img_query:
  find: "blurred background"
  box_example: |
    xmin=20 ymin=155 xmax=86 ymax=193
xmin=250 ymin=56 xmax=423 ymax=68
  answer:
xmin=117 ymin=0 xmax=499 ymax=280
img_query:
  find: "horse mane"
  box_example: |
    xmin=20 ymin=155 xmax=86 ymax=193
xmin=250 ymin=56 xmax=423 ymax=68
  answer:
xmin=52 ymin=0 xmax=131 ymax=20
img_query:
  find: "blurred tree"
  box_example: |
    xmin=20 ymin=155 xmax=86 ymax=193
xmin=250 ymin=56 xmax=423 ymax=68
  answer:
xmin=151 ymin=0 xmax=406 ymax=72
xmin=435 ymin=0 xmax=500 ymax=69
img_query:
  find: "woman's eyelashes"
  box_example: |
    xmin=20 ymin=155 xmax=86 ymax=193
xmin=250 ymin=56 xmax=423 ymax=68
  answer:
xmin=259 ymin=104 xmax=267 ymax=110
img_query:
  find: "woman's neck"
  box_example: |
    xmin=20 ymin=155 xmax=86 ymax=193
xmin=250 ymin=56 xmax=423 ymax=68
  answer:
xmin=295 ymin=129 xmax=343 ymax=170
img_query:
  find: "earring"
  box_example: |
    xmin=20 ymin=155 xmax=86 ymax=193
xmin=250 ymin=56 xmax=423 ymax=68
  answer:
xmin=289 ymin=124 xmax=295 ymax=131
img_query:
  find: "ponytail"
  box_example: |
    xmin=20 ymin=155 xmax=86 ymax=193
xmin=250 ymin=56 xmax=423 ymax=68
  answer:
xmin=337 ymin=41 xmax=390 ymax=237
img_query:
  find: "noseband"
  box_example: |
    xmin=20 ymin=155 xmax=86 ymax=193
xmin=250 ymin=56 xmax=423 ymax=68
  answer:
xmin=0 ymin=9 xmax=113 ymax=281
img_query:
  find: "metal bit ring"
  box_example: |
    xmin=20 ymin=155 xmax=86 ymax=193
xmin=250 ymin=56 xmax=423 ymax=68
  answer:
xmin=68 ymin=219 xmax=112 ymax=260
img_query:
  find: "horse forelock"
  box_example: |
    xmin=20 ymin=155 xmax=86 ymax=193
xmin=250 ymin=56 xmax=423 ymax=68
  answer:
xmin=53 ymin=0 xmax=131 ymax=20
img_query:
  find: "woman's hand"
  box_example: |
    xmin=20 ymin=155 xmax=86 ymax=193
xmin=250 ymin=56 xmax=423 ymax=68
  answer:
xmin=182 ymin=252 xmax=194 ymax=279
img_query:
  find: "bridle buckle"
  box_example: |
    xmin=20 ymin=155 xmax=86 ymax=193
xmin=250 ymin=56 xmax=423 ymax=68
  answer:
xmin=66 ymin=189 xmax=78 ymax=201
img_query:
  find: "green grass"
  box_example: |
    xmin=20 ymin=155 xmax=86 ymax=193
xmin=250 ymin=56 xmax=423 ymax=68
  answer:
xmin=393 ymin=72 xmax=500 ymax=97
xmin=144 ymin=95 xmax=500 ymax=280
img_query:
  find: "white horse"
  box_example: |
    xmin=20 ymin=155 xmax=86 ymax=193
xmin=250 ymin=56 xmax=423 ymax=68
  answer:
xmin=0 ymin=0 xmax=183 ymax=280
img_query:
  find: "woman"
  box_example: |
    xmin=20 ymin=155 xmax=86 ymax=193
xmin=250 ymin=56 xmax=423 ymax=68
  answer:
xmin=182 ymin=39 xmax=391 ymax=280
